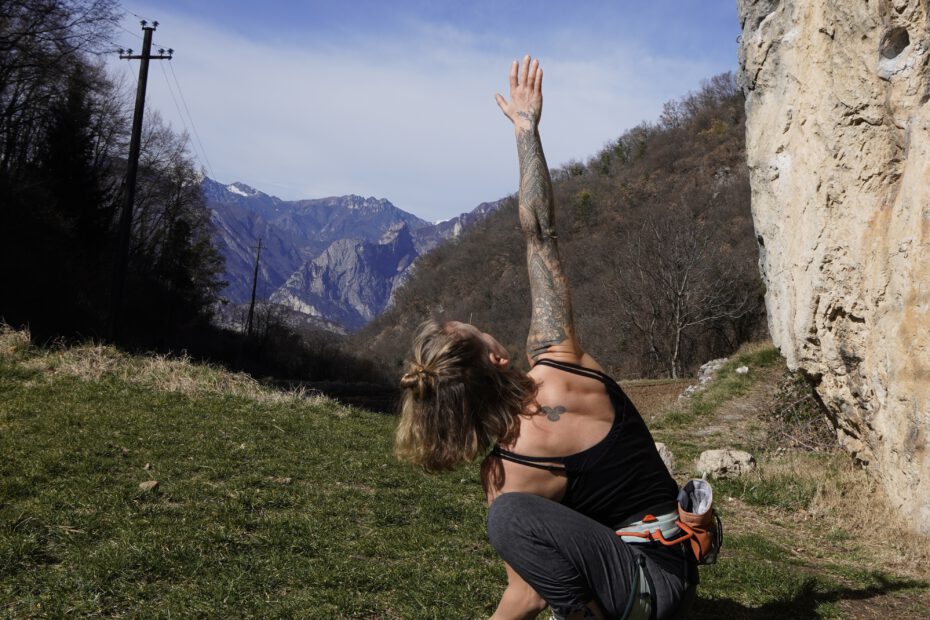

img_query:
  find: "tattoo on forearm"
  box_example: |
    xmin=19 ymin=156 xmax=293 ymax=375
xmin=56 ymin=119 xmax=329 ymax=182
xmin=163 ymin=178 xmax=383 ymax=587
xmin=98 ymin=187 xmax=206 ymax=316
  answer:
xmin=516 ymin=111 xmax=537 ymax=126
xmin=516 ymin=124 xmax=574 ymax=359
xmin=517 ymin=127 xmax=554 ymax=238
xmin=540 ymin=405 xmax=566 ymax=422
xmin=528 ymin=338 xmax=565 ymax=359
xmin=527 ymin=253 xmax=569 ymax=358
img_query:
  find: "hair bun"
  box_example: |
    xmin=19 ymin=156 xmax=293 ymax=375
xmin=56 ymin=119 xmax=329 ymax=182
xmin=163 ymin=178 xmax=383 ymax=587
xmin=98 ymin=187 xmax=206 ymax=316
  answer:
xmin=400 ymin=363 xmax=436 ymax=398
xmin=400 ymin=372 xmax=420 ymax=390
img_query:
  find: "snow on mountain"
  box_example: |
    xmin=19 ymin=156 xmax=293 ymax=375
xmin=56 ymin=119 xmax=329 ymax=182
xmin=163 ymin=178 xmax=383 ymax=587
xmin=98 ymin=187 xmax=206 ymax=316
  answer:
xmin=203 ymin=176 xmax=503 ymax=332
xmin=226 ymin=183 xmax=256 ymax=197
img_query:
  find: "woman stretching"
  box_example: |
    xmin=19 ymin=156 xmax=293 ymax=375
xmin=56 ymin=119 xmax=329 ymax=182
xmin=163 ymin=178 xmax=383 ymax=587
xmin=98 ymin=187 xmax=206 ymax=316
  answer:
xmin=396 ymin=56 xmax=696 ymax=620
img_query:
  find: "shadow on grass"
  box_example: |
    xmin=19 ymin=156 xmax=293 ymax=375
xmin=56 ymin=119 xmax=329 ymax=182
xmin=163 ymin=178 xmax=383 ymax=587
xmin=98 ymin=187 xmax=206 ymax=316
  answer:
xmin=689 ymin=574 xmax=928 ymax=619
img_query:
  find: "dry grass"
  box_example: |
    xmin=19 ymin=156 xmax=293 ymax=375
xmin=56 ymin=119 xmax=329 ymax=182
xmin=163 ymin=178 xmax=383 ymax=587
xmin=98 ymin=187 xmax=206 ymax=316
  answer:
xmin=713 ymin=451 xmax=930 ymax=613
xmin=710 ymin=345 xmax=930 ymax=580
xmin=0 ymin=324 xmax=328 ymax=407
xmin=0 ymin=322 xmax=30 ymax=358
xmin=808 ymin=458 xmax=930 ymax=582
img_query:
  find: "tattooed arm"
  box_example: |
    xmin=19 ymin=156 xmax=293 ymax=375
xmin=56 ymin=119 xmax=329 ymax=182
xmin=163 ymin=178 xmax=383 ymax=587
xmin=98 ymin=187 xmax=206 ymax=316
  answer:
xmin=496 ymin=56 xmax=578 ymax=362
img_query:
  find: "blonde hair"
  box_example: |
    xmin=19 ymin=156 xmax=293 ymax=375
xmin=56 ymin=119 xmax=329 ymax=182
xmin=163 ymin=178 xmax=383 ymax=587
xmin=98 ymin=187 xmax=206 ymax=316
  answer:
xmin=395 ymin=320 xmax=537 ymax=471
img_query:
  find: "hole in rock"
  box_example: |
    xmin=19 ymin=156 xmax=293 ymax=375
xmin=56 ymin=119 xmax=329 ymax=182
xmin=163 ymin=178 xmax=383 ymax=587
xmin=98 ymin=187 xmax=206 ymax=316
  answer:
xmin=880 ymin=27 xmax=910 ymax=59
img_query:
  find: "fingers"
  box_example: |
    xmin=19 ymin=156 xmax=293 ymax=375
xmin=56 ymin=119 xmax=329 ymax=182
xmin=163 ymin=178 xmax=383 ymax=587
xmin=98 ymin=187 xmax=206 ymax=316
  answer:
xmin=495 ymin=93 xmax=514 ymax=122
xmin=506 ymin=55 xmax=541 ymax=102
xmin=526 ymin=57 xmax=539 ymax=90
xmin=495 ymin=92 xmax=508 ymax=112
xmin=512 ymin=55 xmax=542 ymax=90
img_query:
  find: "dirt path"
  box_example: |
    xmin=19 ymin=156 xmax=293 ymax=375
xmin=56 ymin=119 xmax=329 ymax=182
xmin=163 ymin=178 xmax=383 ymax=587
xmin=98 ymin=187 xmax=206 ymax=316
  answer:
xmin=621 ymin=378 xmax=692 ymax=419
xmin=637 ymin=354 xmax=930 ymax=619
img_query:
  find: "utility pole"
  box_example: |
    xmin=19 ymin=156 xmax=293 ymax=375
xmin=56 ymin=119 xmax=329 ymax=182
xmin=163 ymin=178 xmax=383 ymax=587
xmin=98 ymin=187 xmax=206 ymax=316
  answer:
xmin=108 ymin=21 xmax=173 ymax=341
xmin=246 ymin=238 xmax=262 ymax=336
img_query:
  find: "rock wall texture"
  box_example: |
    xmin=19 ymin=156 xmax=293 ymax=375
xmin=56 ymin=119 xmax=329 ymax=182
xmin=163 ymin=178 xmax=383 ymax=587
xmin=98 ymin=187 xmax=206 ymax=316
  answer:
xmin=737 ymin=0 xmax=930 ymax=530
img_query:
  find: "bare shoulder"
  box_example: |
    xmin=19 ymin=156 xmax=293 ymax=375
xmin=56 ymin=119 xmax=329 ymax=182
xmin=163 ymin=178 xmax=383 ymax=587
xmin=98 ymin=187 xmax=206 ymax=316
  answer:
xmin=528 ymin=350 xmax=606 ymax=375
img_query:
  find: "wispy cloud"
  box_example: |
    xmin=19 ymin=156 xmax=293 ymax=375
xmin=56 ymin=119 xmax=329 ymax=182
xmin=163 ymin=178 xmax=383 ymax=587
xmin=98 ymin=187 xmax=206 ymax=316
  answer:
xmin=114 ymin=3 xmax=737 ymax=220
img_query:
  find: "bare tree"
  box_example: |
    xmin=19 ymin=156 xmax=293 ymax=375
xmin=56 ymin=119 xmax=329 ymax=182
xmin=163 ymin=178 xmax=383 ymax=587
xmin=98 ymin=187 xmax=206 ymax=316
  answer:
xmin=608 ymin=212 xmax=759 ymax=378
xmin=0 ymin=0 xmax=119 ymax=174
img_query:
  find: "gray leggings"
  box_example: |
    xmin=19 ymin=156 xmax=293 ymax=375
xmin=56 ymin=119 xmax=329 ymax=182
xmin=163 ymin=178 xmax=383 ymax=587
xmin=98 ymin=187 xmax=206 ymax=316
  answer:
xmin=487 ymin=492 xmax=695 ymax=620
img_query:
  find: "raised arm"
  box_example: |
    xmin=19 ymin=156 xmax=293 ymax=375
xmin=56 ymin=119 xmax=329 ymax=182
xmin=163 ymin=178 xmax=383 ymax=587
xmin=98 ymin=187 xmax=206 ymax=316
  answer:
xmin=496 ymin=56 xmax=578 ymax=362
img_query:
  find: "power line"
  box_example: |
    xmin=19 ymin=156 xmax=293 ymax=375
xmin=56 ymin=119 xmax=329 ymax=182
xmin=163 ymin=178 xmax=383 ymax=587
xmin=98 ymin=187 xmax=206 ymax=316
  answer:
xmin=126 ymin=10 xmax=152 ymax=22
xmin=153 ymin=37 xmax=175 ymax=50
xmin=116 ymin=23 xmax=144 ymax=40
xmin=159 ymin=61 xmax=213 ymax=178
xmin=119 ymin=52 xmax=136 ymax=91
xmin=166 ymin=60 xmax=215 ymax=180
xmin=120 ymin=14 xmax=214 ymax=181
xmin=122 ymin=12 xmax=174 ymax=55
xmin=158 ymin=61 xmax=185 ymax=131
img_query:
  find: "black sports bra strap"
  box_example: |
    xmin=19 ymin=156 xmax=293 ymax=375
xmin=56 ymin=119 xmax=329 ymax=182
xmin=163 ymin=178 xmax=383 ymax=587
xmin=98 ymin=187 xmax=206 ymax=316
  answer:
xmin=492 ymin=447 xmax=567 ymax=472
xmin=533 ymin=358 xmax=626 ymax=402
xmin=533 ymin=358 xmax=610 ymax=383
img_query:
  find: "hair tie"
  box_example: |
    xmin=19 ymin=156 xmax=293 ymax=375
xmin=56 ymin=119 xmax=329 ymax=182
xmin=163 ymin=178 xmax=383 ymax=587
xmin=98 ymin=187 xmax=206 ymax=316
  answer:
xmin=412 ymin=362 xmax=437 ymax=377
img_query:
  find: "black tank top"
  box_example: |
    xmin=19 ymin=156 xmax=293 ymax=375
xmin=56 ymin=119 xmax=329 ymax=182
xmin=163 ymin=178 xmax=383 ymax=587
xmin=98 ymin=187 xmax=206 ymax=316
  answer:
xmin=492 ymin=358 xmax=678 ymax=530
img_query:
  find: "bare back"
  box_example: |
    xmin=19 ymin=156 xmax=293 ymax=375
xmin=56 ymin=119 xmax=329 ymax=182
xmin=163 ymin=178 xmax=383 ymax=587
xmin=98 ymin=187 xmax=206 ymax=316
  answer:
xmin=487 ymin=358 xmax=616 ymax=503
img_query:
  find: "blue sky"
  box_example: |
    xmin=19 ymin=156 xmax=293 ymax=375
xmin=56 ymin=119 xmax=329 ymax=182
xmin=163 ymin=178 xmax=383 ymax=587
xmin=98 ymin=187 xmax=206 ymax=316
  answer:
xmin=114 ymin=1 xmax=740 ymax=220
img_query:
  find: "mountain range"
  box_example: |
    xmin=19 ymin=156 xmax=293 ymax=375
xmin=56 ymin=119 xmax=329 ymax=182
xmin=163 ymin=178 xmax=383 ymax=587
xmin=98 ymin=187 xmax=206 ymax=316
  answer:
xmin=203 ymin=177 xmax=500 ymax=331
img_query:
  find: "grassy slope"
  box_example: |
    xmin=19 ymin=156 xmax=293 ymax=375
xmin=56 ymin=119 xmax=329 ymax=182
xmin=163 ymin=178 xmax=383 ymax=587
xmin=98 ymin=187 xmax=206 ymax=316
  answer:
xmin=0 ymin=332 xmax=497 ymax=618
xmin=2 ymin=331 xmax=928 ymax=618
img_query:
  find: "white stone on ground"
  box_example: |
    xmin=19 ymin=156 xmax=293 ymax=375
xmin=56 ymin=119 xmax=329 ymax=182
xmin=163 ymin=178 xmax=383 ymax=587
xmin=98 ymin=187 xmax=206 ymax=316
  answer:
xmin=654 ymin=442 xmax=676 ymax=475
xmin=679 ymin=358 xmax=729 ymax=400
xmin=696 ymin=449 xmax=756 ymax=479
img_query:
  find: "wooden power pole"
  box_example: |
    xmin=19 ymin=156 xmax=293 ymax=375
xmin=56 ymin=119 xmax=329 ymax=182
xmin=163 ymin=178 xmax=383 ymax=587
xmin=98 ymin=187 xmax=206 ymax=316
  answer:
xmin=246 ymin=238 xmax=263 ymax=336
xmin=108 ymin=20 xmax=173 ymax=341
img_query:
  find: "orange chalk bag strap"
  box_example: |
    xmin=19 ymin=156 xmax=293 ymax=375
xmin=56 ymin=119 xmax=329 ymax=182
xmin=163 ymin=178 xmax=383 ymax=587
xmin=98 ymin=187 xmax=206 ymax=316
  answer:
xmin=615 ymin=478 xmax=723 ymax=565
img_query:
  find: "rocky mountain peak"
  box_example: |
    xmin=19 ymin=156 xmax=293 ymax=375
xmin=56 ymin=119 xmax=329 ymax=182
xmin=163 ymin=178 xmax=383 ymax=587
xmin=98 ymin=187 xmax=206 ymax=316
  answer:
xmin=342 ymin=195 xmax=393 ymax=211
xmin=379 ymin=221 xmax=413 ymax=244
xmin=204 ymin=176 xmax=502 ymax=331
xmin=226 ymin=182 xmax=260 ymax=197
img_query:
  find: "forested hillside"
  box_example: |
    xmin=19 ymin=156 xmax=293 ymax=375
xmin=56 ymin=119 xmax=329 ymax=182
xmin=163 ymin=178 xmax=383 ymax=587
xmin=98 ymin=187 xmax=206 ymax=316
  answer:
xmin=356 ymin=74 xmax=765 ymax=379
xmin=0 ymin=0 xmax=222 ymax=346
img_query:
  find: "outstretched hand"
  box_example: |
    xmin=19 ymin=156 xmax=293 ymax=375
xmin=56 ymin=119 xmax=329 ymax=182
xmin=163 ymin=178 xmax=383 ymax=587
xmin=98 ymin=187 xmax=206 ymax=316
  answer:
xmin=495 ymin=55 xmax=543 ymax=130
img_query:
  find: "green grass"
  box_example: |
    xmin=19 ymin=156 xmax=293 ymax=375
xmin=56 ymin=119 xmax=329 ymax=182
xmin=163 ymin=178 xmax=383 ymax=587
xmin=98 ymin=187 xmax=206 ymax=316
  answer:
xmin=713 ymin=472 xmax=819 ymax=512
xmin=1 ymin=334 xmax=928 ymax=618
xmin=691 ymin=533 xmax=927 ymax=619
xmin=0 ymin=345 xmax=500 ymax=617
xmin=688 ymin=345 xmax=780 ymax=414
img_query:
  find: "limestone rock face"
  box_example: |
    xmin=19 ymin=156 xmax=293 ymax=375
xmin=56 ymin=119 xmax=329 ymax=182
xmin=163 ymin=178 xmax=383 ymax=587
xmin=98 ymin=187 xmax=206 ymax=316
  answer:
xmin=737 ymin=0 xmax=930 ymax=530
